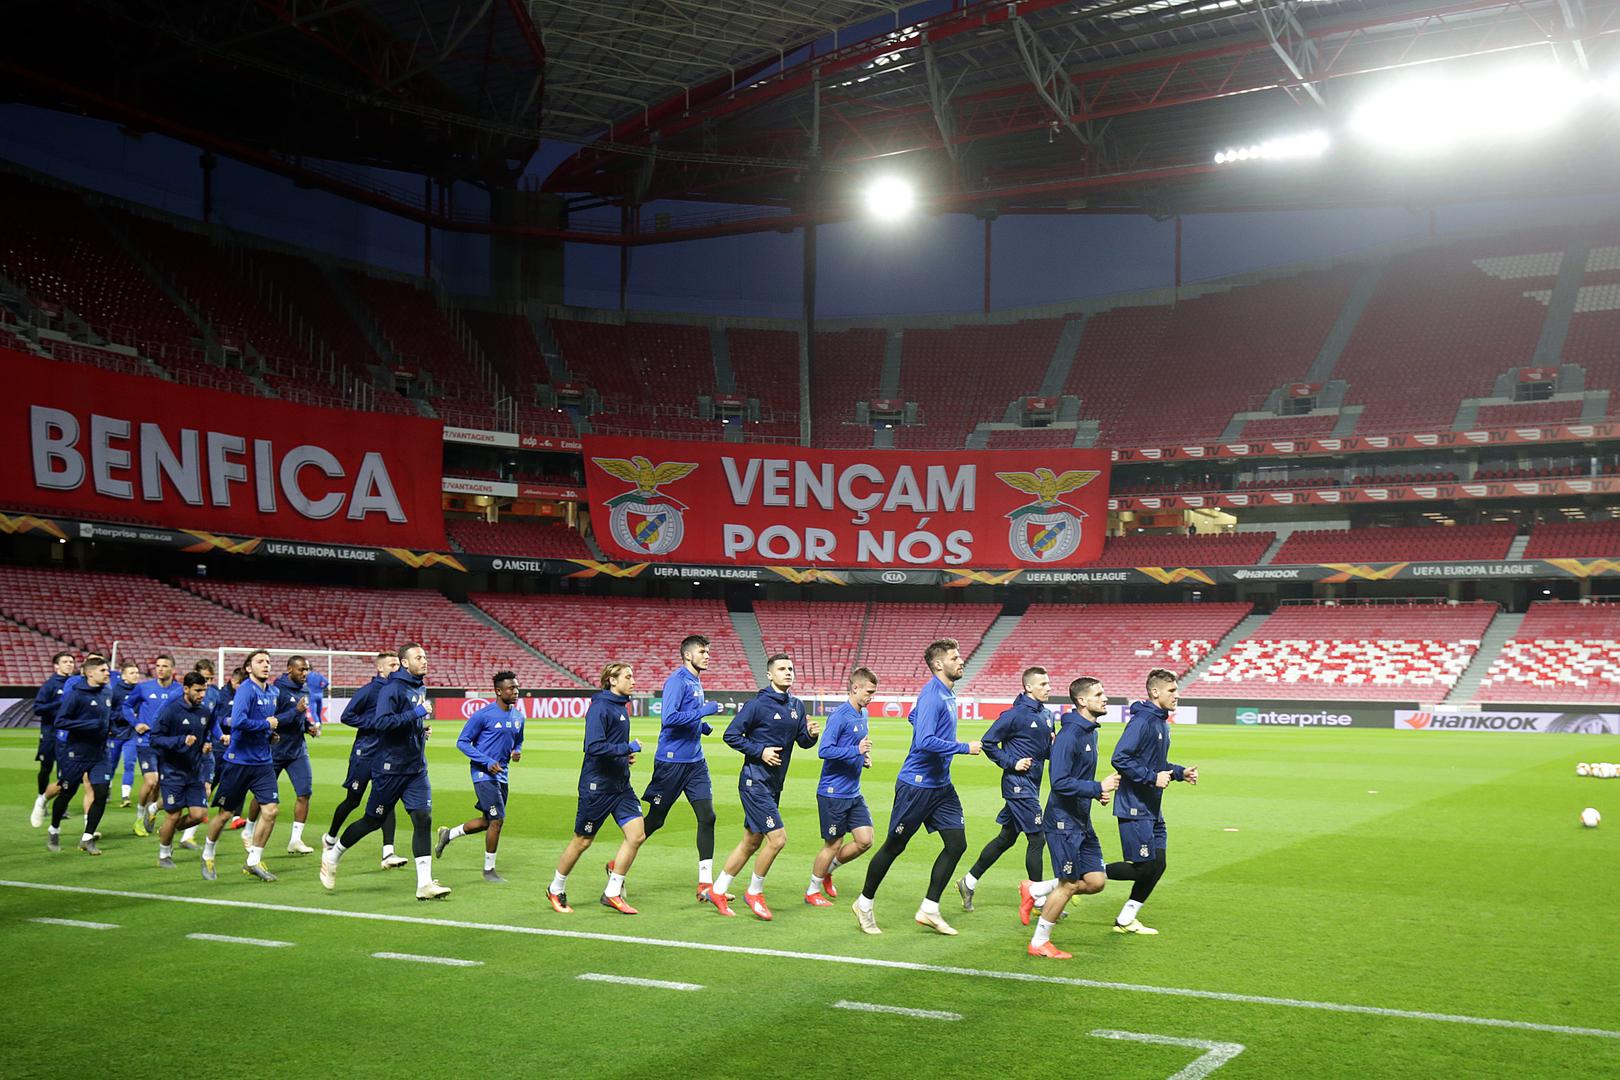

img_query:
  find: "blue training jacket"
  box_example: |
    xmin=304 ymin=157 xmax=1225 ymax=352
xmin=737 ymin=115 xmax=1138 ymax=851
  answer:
xmin=132 ymin=677 xmax=183 ymax=747
xmin=270 ymin=672 xmax=314 ymax=763
xmin=724 ymin=686 xmax=816 ymax=797
xmin=150 ymin=694 xmax=212 ymax=778
xmin=226 ymin=677 xmax=279 ymax=767
xmin=579 ymin=690 xmax=638 ymax=796
xmin=458 ymin=700 xmax=525 ymax=783
xmin=1045 ymin=713 xmax=1107 ymax=836
xmin=341 ymin=676 xmax=389 ymax=758
xmin=54 ymin=675 xmax=115 ymax=748
xmin=34 ymin=672 xmax=70 ymax=734
xmin=898 ymin=675 xmax=969 ymax=789
xmin=655 ymin=666 xmax=720 ymax=764
xmin=980 ymin=692 xmax=1055 ymax=801
xmin=367 ymin=669 xmax=429 ymax=777
xmin=816 ymin=701 xmax=868 ymax=799
xmin=105 ymin=674 xmax=137 ymax=739
xmin=1111 ymin=699 xmax=1185 ymax=821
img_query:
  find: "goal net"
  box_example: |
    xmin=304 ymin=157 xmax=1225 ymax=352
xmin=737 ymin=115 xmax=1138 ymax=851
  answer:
xmin=108 ymin=643 xmax=381 ymax=693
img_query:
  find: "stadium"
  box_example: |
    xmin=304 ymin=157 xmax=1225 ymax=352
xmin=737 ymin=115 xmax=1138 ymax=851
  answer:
xmin=2 ymin=0 xmax=1619 ymax=1076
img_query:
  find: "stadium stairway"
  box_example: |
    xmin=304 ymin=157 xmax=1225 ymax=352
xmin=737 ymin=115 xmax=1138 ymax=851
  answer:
xmin=1307 ymin=262 xmax=1385 ymax=383
xmin=1506 ymin=533 xmax=1531 ymax=560
xmin=1532 ymin=240 xmax=1587 ymax=364
xmin=1181 ymin=612 xmax=1271 ymax=691
xmin=459 ymin=602 xmax=591 ymax=688
xmin=729 ymin=609 xmax=769 ymax=686
xmin=957 ymin=612 xmax=1022 ymax=688
xmin=1037 ymin=318 xmax=1086 ymax=398
xmin=1443 ymin=610 xmax=1525 ymax=705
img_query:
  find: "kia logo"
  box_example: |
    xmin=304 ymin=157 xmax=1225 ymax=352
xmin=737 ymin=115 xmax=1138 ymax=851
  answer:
xmin=461 ymin=698 xmax=491 ymax=719
xmin=881 ymin=571 xmax=907 ymax=584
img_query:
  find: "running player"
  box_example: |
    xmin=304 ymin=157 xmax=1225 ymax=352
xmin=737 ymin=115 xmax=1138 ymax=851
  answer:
xmin=150 ymin=672 xmax=213 ymax=871
xmin=130 ymin=654 xmax=183 ymax=836
xmin=707 ymin=654 xmax=818 ymax=921
xmin=323 ymin=651 xmax=408 ymax=869
xmin=252 ymin=655 xmax=319 ymax=855
xmin=1105 ymin=668 xmax=1199 ymax=935
xmin=28 ymin=652 xmax=75 ymax=828
xmin=958 ymin=666 xmax=1056 ymax=911
xmin=549 ymin=662 xmax=646 ymax=915
xmin=320 ymin=644 xmax=448 ymax=900
xmin=642 ymin=635 xmax=726 ymax=900
xmin=201 ymin=649 xmax=282 ymax=882
xmin=852 ymin=639 xmax=981 ymax=936
xmin=436 ymin=672 xmax=524 ymax=883
xmin=1019 ymin=677 xmax=1119 ymax=959
xmin=805 ymin=667 xmax=877 ymax=908
xmin=44 ymin=656 xmax=114 ymax=856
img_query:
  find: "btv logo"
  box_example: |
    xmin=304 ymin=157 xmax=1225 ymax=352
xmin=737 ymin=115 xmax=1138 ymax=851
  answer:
xmin=1404 ymin=713 xmax=1433 ymax=729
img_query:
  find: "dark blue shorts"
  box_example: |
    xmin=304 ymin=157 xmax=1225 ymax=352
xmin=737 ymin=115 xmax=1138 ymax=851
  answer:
xmin=200 ymin=751 xmax=215 ymax=785
xmin=996 ymin=796 xmax=1045 ymax=834
xmin=135 ymin=742 xmax=158 ymax=775
xmin=1117 ymin=815 xmax=1168 ymax=862
xmin=273 ymin=749 xmax=313 ymax=798
xmin=55 ymin=743 xmax=99 ymax=787
xmin=368 ymin=771 xmax=431 ymax=817
xmin=160 ymin=773 xmax=207 ymax=811
xmin=212 ymin=763 xmax=279 ymax=812
xmin=473 ymin=779 xmax=508 ymax=820
xmin=1045 ymin=824 xmax=1105 ymax=881
xmin=817 ymin=795 xmax=873 ymax=840
xmin=739 ymin=777 xmax=784 ymax=835
xmin=886 ymin=780 xmax=965 ymax=837
xmin=342 ymin=751 xmax=372 ymax=793
xmin=575 ymin=788 xmax=643 ymax=837
xmin=36 ymin=729 xmax=55 ymax=763
xmin=100 ymin=735 xmax=131 ymax=778
xmin=641 ymin=758 xmax=712 ymax=808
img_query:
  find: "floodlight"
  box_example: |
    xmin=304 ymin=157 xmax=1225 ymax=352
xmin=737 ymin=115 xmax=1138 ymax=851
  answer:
xmin=1351 ymin=63 xmax=1583 ymax=152
xmin=864 ymin=176 xmax=916 ymax=221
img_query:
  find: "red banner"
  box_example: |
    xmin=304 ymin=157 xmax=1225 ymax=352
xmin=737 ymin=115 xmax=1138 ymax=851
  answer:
xmin=0 ymin=349 xmax=446 ymax=549
xmin=583 ymin=436 xmax=1110 ymax=568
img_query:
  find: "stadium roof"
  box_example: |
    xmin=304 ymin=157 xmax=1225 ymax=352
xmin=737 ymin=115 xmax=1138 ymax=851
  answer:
xmin=4 ymin=0 xmax=1617 ymax=243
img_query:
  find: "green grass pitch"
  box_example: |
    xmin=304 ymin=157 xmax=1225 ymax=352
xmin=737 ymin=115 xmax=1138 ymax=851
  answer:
xmin=3 ymin=720 xmax=1618 ymax=1078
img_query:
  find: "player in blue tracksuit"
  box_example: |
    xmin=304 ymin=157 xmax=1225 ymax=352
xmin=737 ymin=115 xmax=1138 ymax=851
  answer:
xmin=150 ymin=672 xmax=213 ymax=871
xmin=805 ymin=667 xmax=879 ymax=908
xmin=130 ymin=655 xmax=183 ymax=836
xmin=44 ymin=657 xmax=114 ymax=856
xmin=1106 ymin=668 xmax=1199 ymax=935
xmin=306 ymin=668 xmax=329 ymax=727
xmin=640 ymin=634 xmax=726 ymax=898
xmin=549 ymin=662 xmax=646 ymax=915
xmin=106 ymin=660 xmax=142 ymax=806
xmin=202 ymin=649 xmax=283 ymax=882
xmin=28 ymin=652 xmax=76 ymax=827
xmin=321 ymin=645 xmax=448 ymax=900
xmin=436 ymin=672 xmax=525 ymax=883
xmin=958 ymin=669 xmax=1058 ymax=911
xmin=853 ymin=639 xmax=983 ymax=936
xmin=323 ymin=651 xmax=407 ymax=868
xmin=707 ymin=654 xmax=819 ymax=921
xmin=248 ymin=657 xmax=319 ymax=854
xmin=1019 ymin=677 xmax=1121 ymax=959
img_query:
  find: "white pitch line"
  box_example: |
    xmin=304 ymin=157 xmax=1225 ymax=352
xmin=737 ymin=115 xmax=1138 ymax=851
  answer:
xmin=372 ymin=951 xmax=483 ymax=967
xmin=188 ymin=932 xmax=293 ymax=948
xmin=833 ymin=1000 xmax=962 ymax=1021
xmin=577 ymin=973 xmax=703 ymax=991
xmin=1091 ymin=1029 xmax=1245 ymax=1080
xmin=2 ymin=880 xmax=1614 ymax=1041
xmin=29 ymin=917 xmax=117 ymax=930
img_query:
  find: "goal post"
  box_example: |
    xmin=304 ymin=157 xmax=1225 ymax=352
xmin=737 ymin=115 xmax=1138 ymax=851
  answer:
xmin=107 ymin=642 xmax=379 ymax=692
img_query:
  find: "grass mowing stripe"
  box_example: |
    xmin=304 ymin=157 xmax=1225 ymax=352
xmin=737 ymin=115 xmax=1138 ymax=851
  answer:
xmin=186 ymin=932 xmax=293 ymax=947
xmin=372 ymin=952 xmax=483 ymax=967
xmin=832 ymin=1001 xmax=962 ymax=1021
xmin=576 ymin=973 xmax=703 ymax=991
xmin=5 ymin=877 xmax=1614 ymax=1042
xmin=28 ymin=917 xmax=117 ymax=930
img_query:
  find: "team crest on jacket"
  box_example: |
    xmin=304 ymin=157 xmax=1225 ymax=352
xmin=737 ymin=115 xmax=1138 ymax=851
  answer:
xmin=593 ymin=455 xmax=698 ymax=556
xmin=995 ymin=467 xmax=1100 ymax=562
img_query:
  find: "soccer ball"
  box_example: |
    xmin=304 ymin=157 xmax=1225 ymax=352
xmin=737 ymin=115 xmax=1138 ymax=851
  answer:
xmin=1578 ymin=763 xmax=1591 ymax=777
xmin=1581 ymin=808 xmax=1601 ymax=828
xmin=1601 ymin=763 xmax=1617 ymax=779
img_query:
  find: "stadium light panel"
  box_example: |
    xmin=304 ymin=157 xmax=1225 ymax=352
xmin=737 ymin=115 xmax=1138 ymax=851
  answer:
xmin=1212 ymin=131 xmax=1329 ymax=165
xmin=863 ymin=175 xmax=916 ymax=222
xmin=1350 ymin=64 xmax=1584 ymax=153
